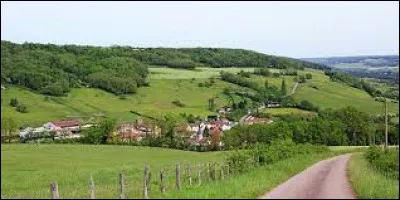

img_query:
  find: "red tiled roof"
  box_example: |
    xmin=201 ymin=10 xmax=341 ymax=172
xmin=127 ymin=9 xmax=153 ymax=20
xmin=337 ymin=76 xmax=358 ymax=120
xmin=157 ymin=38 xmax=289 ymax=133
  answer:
xmin=51 ymin=120 xmax=80 ymax=128
xmin=211 ymin=128 xmax=222 ymax=136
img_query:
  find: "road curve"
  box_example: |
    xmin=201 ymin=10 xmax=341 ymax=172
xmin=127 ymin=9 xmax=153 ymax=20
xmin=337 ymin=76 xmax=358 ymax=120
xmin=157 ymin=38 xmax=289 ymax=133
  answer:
xmin=259 ymin=154 xmax=356 ymax=199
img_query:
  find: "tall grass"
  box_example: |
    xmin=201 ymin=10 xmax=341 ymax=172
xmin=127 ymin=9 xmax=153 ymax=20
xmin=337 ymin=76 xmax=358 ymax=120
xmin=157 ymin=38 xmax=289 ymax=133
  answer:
xmin=348 ymin=153 xmax=399 ymax=199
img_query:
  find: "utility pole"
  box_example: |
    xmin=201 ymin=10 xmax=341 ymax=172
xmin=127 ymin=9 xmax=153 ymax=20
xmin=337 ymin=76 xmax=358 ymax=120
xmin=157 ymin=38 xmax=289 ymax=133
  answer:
xmin=384 ymin=98 xmax=388 ymax=149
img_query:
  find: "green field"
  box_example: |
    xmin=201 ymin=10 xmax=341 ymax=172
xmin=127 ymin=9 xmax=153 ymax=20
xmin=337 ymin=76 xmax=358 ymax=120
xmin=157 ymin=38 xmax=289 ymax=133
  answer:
xmin=292 ymin=69 xmax=399 ymax=114
xmin=1 ymin=78 xmax=245 ymax=127
xmin=0 ymin=144 xmax=223 ymax=199
xmin=262 ymin=108 xmax=317 ymax=117
xmin=149 ymin=67 xmax=255 ymax=79
xmin=348 ymin=153 xmax=399 ymax=199
xmin=1 ymin=67 xmax=398 ymax=127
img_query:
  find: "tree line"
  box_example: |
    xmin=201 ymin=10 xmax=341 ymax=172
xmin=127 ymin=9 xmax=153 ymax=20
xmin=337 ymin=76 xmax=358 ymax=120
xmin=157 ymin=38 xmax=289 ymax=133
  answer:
xmin=222 ymin=106 xmax=399 ymax=149
xmin=1 ymin=40 xmax=326 ymax=96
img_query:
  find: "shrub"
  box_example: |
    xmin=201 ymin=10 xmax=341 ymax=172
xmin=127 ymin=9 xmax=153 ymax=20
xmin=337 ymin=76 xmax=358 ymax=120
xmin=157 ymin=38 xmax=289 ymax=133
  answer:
xmin=305 ymin=73 xmax=312 ymax=79
xmin=16 ymin=104 xmax=28 ymax=113
xmin=172 ymin=100 xmax=186 ymax=107
xmin=224 ymin=141 xmax=329 ymax=173
xmin=198 ymin=82 xmax=204 ymax=87
xmin=9 ymin=98 xmax=18 ymax=107
xmin=365 ymin=146 xmax=399 ymax=179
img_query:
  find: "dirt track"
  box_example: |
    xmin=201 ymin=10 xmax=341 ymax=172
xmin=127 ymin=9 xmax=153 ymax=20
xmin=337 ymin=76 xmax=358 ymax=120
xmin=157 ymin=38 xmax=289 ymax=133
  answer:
xmin=259 ymin=154 xmax=356 ymax=199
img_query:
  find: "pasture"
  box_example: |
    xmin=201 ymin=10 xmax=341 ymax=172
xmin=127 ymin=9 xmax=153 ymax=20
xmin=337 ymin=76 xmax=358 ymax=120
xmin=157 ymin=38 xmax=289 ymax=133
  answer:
xmin=0 ymin=144 xmax=224 ymax=199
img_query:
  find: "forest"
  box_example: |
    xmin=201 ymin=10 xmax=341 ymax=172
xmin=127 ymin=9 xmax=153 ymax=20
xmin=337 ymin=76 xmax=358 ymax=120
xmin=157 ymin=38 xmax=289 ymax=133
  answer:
xmin=1 ymin=40 xmax=325 ymax=96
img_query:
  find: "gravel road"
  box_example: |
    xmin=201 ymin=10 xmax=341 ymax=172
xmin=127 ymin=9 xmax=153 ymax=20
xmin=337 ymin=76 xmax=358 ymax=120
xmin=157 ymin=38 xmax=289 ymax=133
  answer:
xmin=259 ymin=154 xmax=356 ymax=199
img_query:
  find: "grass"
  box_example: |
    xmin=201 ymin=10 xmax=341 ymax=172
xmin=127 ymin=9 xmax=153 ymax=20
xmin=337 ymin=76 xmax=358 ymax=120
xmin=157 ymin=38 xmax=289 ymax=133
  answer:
xmin=262 ymin=108 xmax=317 ymax=117
xmin=149 ymin=67 xmax=256 ymax=79
xmin=292 ymin=69 xmax=399 ymax=115
xmin=348 ymin=153 xmax=399 ymax=199
xmin=0 ymin=144 xmax=224 ymax=199
xmin=1 ymin=67 xmax=398 ymax=127
xmin=157 ymin=151 xmax=345 ymax=198
xmin=1 ymin=78 xmax=245 ymax=127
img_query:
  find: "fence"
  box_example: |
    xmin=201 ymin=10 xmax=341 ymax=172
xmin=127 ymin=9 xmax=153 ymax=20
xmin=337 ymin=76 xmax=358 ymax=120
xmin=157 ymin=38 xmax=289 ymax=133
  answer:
xmin=47 ymin=160 xmax=238 ymax=199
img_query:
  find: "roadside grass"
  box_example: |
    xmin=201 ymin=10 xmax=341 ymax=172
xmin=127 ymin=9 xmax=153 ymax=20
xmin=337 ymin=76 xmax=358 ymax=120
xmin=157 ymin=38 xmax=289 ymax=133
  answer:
xmin=0 ymin=144 xmax=223 ymax=199
xmin=157 ymin=151 xmax=350 ymax=199
xmin=348 ymin=153 xmax=399 ymax=199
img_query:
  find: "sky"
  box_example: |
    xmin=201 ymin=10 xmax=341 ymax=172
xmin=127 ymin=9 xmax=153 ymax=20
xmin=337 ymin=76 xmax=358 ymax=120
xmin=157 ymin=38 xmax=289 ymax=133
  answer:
xmin=1 ymin=1 xmax=399 ymax=58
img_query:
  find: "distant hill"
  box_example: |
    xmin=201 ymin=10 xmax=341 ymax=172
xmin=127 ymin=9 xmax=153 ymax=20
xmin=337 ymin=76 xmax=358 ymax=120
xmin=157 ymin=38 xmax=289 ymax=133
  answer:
xmin=301 ymin=55 xmax=399 ymax=84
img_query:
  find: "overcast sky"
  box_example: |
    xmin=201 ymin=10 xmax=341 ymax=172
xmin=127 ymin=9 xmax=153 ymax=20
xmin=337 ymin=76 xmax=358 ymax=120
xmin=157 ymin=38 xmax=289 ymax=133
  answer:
xmin=1 ymin=1 xmax=399 ymax=58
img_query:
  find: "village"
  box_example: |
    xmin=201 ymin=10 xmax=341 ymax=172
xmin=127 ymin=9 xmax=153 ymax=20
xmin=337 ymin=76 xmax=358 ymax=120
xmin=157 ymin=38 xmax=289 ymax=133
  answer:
xmin=17 ymin=104 xmax=275 ymax=150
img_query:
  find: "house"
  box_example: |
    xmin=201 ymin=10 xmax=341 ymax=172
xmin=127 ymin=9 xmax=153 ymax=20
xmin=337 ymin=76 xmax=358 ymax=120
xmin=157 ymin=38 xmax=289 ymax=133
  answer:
xmin=243 ymin=116 xmax=271 ymax=125
xmin=267 ymin=102 xmax=281 ymax=108
xmin=117 ymin=123 xmax=160 ymax=138
xmin=218 ymin=106 xmax=232 ymax=115
xmin=43 ymin=120 xmax=80 ymax=132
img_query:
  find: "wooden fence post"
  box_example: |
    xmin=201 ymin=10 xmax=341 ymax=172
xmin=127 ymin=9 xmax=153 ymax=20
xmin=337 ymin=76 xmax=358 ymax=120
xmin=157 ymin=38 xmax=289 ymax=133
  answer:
xmin=89 ymin=174 xmax=95 ymax=199
xmin=176 ymin=163 xmax=181 ymax=191
xmin=188 ymin=163 xmax=192 ymax=186
xmin=160 ymin=168 xmax=166 ymax=193
xmin=120 ymin=170 xmax=125 ymax=199
xmin=213 ymin=163 xmax=217 ymax=180
xmin=144 ymin=164 xmax=149 ymax=199
xmin=197 ymin=163 xmax=202 ymax=186
xmin=220 ymin=165 xmax=224 ymax=180
xmin=207 ymin=163 xmax=211 ymax=182
xmin=50 ymin=181 xmax=59 ymax=199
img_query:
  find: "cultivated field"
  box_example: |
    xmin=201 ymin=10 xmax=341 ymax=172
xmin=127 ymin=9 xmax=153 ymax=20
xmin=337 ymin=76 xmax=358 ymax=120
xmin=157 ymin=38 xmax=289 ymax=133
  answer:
xmin=1 ymin=144 xmax=223 ymax=199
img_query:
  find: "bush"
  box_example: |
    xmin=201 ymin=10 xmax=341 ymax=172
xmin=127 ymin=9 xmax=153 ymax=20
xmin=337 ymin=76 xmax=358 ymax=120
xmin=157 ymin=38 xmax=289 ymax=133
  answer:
xmin=305 ymin=73 xmax=312 ymax=79
xmin=224 ymin=141 xmax=329 ymax=173
xmin=16 ymin=104 xmax=28 ymax=113
xmin=9 ymin=98 xmax=18 ymax=107
xmin=365 ymin=146 xmax=399 ymax=179
xmin=172 ymin=100 xmax=186 ymax=107
xmin=198 ymin=82 xmax=204 ymax=87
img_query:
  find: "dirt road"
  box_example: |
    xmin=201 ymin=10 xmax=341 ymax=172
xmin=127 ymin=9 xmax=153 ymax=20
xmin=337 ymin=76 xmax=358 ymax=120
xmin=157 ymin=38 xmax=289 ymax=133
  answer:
xmin=259 ymin=154 xmax=356 ymax=199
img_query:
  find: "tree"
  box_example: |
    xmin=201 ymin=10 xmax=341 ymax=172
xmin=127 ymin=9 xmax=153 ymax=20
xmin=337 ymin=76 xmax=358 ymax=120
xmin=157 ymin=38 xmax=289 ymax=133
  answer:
xmin=1 ymin=117 xmax=19 ymax=143
xmin=9 ymin=98 xmax=18 ymax=107
xmin=281 ymin=78 xmax=287 ymax=95
xmin=84 ymin=118 xmax=116 ymax=144
xmin=305 ymin=73 xmax=312 ymax=79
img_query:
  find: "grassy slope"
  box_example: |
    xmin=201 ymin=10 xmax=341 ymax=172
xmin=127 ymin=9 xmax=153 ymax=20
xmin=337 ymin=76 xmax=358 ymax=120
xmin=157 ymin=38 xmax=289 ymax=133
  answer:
xmin=292 ymin=69 xmax=399 ymax=114
xmin=348 ymin=153 xmax=399 ymax=199
xmin=1 ymin=77 xmax=245 ymax=127
xmin=1 ymin=67 xmax=398 ymax=127
xmin=149 ymin=67 xmax=256 ymax=79
xmin=262 ymin=108 xmax=317 ymax=117
xmin=0 ymin=144 xmax=223 ymax=199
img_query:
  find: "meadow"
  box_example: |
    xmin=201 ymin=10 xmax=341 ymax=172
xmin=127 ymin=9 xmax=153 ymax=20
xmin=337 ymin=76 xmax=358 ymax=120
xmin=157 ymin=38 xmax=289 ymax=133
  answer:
xmin=291 ymin=69 xmax=399 ymax=114
xmin=1 ymin=78 xmax=245 ymax=127
xmin=1 ymin=67 xmax=398 ymax=128
xmin=262 ymin=107 xmax=317 ymax=117
xmin=0 ymin=144 xmax=224 ymax=199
